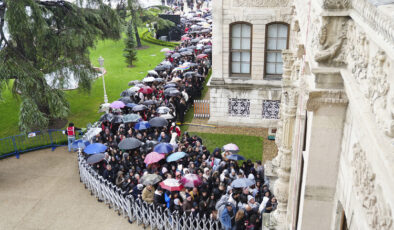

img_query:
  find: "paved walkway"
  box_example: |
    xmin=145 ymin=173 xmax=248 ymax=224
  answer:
xmin=0 ymin=147 xmax=142 ymax=230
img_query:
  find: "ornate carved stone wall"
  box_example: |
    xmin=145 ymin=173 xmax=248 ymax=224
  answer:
xmin=232 ymin=0 xmax=290 ymax=7
xmin=352 ymin=142 xmax=393 ymax=229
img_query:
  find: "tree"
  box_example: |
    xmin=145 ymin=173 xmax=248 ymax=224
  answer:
xmin=0 ymin=0 xmax=121 ymax=133
xmin=128 ymin=0 xmax=142 ymax=48
xmin=123 ymin=20 xmax=137 ymax=67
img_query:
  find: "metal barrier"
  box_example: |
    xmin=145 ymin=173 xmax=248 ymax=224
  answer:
xmin=78 ymin=152 xmax=221 ymax=230
xmin=0 ymin=129 xmax=82 ymax=159
xmin=193 ymin=100 xmax=210 ymax=119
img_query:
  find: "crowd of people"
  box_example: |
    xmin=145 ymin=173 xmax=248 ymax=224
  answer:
xmin=82 ymin=3 xmax=277 ymax=230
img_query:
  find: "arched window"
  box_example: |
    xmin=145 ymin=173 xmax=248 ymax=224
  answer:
xmin=265 ymin=23 xmax=289 ymax=79
xmin=230 ymin=22 xmax=252 ymax=76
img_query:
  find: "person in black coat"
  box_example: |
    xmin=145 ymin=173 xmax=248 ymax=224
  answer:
xmin=178 ymin=98 xmax=187 ymax=124
xmin=103 ymin=164 xmax=115 ymax=184
xmin=154 ymin=187 xmax=167 ymax=209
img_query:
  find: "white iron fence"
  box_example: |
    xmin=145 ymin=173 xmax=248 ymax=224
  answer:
xmin=78 ymin=153 xmax=221 ymax=230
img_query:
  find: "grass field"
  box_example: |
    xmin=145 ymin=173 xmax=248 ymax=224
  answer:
xmin=0 ymin=38 xmax=167 ymax=138
xmin=188 ymin=132 xmax=263 ymax=162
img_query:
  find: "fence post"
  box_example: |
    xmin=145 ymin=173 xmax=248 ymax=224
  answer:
xmin=11 ymin=136 xmax=19 ymax=159
xmin=48 ymin=130 xmax=56 ymax=151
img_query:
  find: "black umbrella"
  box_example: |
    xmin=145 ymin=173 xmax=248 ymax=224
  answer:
xmin=118 ymin=137 xmax=142 ymax=150
xmin=133 ymin=104 xmax=148 ymax=112
xmin=128 ymin=80 xmax=140 ymax=86
xmin=112 ymin=115 xmax=124 ymax=124
xmin=179 ymin=48 xmax=189 ymax=52
xmin=171 ymin=53 xmax=181 ymax=58
xmin=204 ymin=45 xmax=212 ymax=49
xmin=195 ymin=73 xmax=204 ymax=78
xmin=120 ymin=89 xmax=135 ymax=97
xmin=118 ymin=97 xmax=133 ymax=104
xmin=204 ymin=49 xmax=212 ymax=54
xmin=164 ymin=83 xmax=177 ymax=89
xmin=155 ymin=65 xmax=167 ymax=71
xmin=166 ymin=89 xmax=181 ymax=97
xmin=184 ymin=71 xmax=197 ymax=77
xmin=99 ymin=113 xmax=114 ymax=122
xmin=149 ymin=117 xmax=169 ymax=127
xmin=87 ymin=154 xmax=106 ymax=164
xmin=164 ymin=87 xmax=178 ymax=95
xmin=143 ymin=100 xmax=158 ymax=105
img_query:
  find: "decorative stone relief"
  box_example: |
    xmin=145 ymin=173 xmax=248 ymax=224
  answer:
xmin=313 ymin=17 xmax=349 ymax=67
xmin=228 ymin=98 xmax=250 ymax=117
xmin=347 ymin=21 xmax=369 ymax=82
xmin=262 ymin=100 xmax=281 ymax=119
xmin=306 ymin=90 xmax=348 ymax=111
xmin=233 ymin=0 xmax=290 ymax=7
xmin=322 ymin=0 xmax=351 ymax=9
xmin=352 ymin=143 xmax=393 ymax=229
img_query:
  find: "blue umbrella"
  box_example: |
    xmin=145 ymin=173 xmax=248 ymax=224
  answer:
xmin=126 ymin=103 xmax=138 ymax=108
xmin=167 ymin=152 xmax=187 ymax=162
xmin=230 ymin=178 xmax=255 ymax=188
xmin=134 ymin=121 xmax=151 ymax=130
xmin=154 ymin=143 xmax=173 ymax=154
xmin=226 ymin=154 xmax=245 ymax=161
xmin=71 ymin=139 xmax=90 ymax=150
xmin=84 ymin=143 xmax=108 ymax=155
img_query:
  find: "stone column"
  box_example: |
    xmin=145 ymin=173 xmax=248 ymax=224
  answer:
xmin=210 ymin=0 xmax=224 ymax=85
xmin=270 ymin=50 xmax=298 ymax=229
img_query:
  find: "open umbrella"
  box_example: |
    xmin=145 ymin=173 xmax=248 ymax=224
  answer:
xmin=126 ymin=103 xmax=138 ymax=108
xmin=227 ymin=154 xmax=245 ymax=161
xmin=184 ymin=71 xmax=197 ymax=78
xmin=118 ymin=97 xmax=133 ymax=104
xmin=123 ymin=114 xmax=140 ymax=123
xmin=143 ymin=76 xmax=156 ymax=83
xmin=143 ymin=100 xmax=157 ymax=105
xmin=139 ymin=86 xmax=153 ymax=94
xmin=144 ymin=152 xmax=165 ymax=165
xmin=148 ymin=70 xmax=158 ymax=75
xmin=84 ymin=143 xmax=107 ymax=154
xmin=110 ymin=101 xmax=125 ymax=109
xmin=71 ymin=139 xmax=90 ymax=150
xmin=120 ymin=89 xmax=135 ymax=97
xmin=129 ymin=86 xmax=140 ymax=92
xmin=181 ymin=51 xmax=193 ymax=56
xmin=191 ymin=38 xmax=200 ymax=43
xmin=118 ymin=137 xmax=142 ymax=150
xmin=86 ymin=153 xmax=105 ymax=164
xmin=223 ymin=143 xmax=240 ymax=153
xmin=164 ymin=83 xmax=177 ymax=89
xmin=128 ymin=80 xmax=140 ymax=86
xmin=154 ymin=143 xmax=173 ymax=154
xmin=155 ymin=65 xmax=167 ymax=71
xmin=165 ymin=89 xmax=180 ymax=97
xmin=180 ymin=174 xmax=202 ymax=188
xmin=154 ymin=78 xmax=164 ymax=83
xmin=157 ymin=106 xmax=170 ymax=114
xmin=112 ymin=115 xmax=124 ymax=124
xmin=181 ymin=36 xmax=191 ymax=41
xmin=140 ymin=174 xmax=162 ymax=185
xmin=132 ymin=104 xmax=148 ymax=112
xmin=134 ymin=121 xmax=151 ymax=130
xmin=197 ymin=54 xmax=208 ymax=59
xmin=204 ymin=49 xmax=212 ymax=54
xmin=160 ymin=113 xmax=174 ymax=120
xmin=99 ymin=113 xmax=114 ymax=122
xmin=171 ymin=53 xmax=181 ymax=58
xmin=231 ymin=178 xmax=255 ymax=188
xmin=160 ymin=179 xmax=184 ymax=192
xmin=160 ymin=48 xmax=171 ymax=53
xmin=149 ymin=117 xmax=168 ymax=127
xmin=167 ymin=151 xmax=187 ymax=162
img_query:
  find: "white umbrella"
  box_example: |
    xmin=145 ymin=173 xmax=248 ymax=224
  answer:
xmin=160 ymin=113 xmax=174 ymax=120
xmin=160 ymin=48 xmax=171 ymax=53
xmin=129 ymin=86 xmax=140 ymax=92
xmin=143 ymin=77 xmax=156 ymax=83
xmin=148 ymin=70 xmax=158 ymax=75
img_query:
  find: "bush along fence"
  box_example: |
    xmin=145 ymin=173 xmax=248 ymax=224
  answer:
xmin=0 ymin=129 xmax=82 ymax=159
xmin=141 ymin=30 xmax=179 ymax=48
xmin=78 ymin=152 xmax=221 ymax=230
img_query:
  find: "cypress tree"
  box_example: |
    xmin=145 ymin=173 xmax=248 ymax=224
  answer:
xmin=123 ymin=20 xmax=137 ymax=67
xmin=0 ymin=0 xmax=121 ymax=133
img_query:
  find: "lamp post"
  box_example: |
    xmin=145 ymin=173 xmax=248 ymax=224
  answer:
xmin=98 ymin=56 xmax=108 ymax=104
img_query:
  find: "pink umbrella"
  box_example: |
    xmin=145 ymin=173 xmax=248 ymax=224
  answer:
xmin=197 ymin=54 xmax=208 ymax=59
xmin=181 ymin=36 xmax=191 ymax=41
xmin=180 ymin=174 xmax=202 ymax=188
xmin=222 ymin=143 xmax=239 ymax=153
xmin=160 ymin=178 xmax=184 ymax=192
xmin=144 ymin=152 xmax=165 ymax=165
xmin=110 ymin=101 xmax=125 ymax=109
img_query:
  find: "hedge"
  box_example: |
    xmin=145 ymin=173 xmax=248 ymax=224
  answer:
xmin=141 ymin=30 xmax=179 ymax=48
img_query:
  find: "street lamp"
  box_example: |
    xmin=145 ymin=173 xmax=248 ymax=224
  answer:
xmin=98 ymin=56 xmax=108 ymax=104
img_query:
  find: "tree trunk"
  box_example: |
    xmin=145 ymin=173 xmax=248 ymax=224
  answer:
xmin=130 ymin=6 xmax=142 ymax=48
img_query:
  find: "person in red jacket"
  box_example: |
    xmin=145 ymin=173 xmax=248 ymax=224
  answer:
xmin=170 ymin=122 xmax=181 ymax=137
xmin=66 ymin=122 xmax=81 ymax=152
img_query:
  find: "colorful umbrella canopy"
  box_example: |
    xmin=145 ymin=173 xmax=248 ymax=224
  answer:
xmin=226 ymin=154 xmax=245 ymax=161
xmin=134 ymin=121 xmax=151 ymax=130
xmin=144 ymin=152 xmax=165 ymax=165
xmin=167 ymin=151 xmax=187 ymax=162
xmin=140 ymin=174 xmax=162 ymax=185
xmin=118 ymin=137 xmax=142 ymax=150
xmin=181 ymin=36 xmax=191 ymax=41
xmin=86 ymin=153 xmax=105 ymax=164
xmin=110 ymin=101 xmax=125 ymax=109
xmin=154 ymin=143 xmax=173 ymax=154
xmin=180 ymin=174 xmax=202 ymax=188
xmin=138 ymin=86 xmax=153 ymax=94
xmin=222 ymin=143 xmax=240 ymax=153
xmin=84 ymin=143 xmax=107 ymax=154
xmin=149 ymin=117 xmax=168 ymax=127
xmin=71 ymin=139 xmax=90 ymax=150
xmin=230 ymin=178 xmax=255 ymax=188
xmin=197 ymin=54 xmax=208 ymax=59
xmin=123 ymin=114 xmax=140 ymax=123
xmin=160 ymin=178 xmax=184 ymax=191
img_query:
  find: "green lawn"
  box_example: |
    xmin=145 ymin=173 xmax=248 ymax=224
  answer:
xmin=189 ymin=132 xmax=263 ymax=162
xmin=0 ymin=38 xmax=167 ymax=138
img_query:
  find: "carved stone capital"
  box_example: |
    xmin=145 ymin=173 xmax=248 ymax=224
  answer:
xmin=307 ymin=90 xmax=348 ymax=111
xmin=322 ymin=0 xmax=351 ymax=9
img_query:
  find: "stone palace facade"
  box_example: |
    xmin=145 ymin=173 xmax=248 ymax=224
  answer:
xmin=210 ymin=0 xmax=394 ymax=229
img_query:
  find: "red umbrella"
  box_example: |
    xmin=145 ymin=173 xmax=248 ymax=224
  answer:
xmin=160 ymin=178 xmax=184 ymax=191
xmin=180 ymin=174 xmax=202 ymax=188
xmin=139 ymin=86 xmax=153 ymax=94
xmin=196 ymin=54 xmax=208 ymax=59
